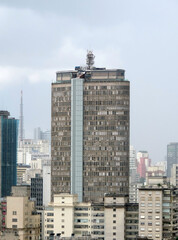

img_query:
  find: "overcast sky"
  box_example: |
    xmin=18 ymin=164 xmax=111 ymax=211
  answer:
xmin=0 ymin=0 xmax=178 ymax=163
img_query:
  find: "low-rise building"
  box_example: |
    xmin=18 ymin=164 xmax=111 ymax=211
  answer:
xmin=5 ymin=186 xmax=40 ymax=240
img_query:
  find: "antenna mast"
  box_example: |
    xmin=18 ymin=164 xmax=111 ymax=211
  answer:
xmin=86 ymin=51 xmax=95 ymax=70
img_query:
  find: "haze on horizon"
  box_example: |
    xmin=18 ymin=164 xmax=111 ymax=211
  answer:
xmin=0 ymin=0 xmax=178 ymax=163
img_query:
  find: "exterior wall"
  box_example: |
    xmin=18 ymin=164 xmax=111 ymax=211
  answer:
xmin=51 ymin=83 xmax=71 ymax=200
xmin=44 ymin=207 xmax=54 ymax=239
xmin=31 ymin=176 xmax=43 ymax=208
xmin=51 ymin=68 xmax=130 ymax=203
xmin=71 ymin=78 xmax=84 ymax=202
xmin=43 ymin=194 xmax=139 ymax=240
xmin=83 ymin=81 xmax=130 ymax=202
xmin=138 ymin=189 xmax=163 ymax=240
xmin=48 ymin=194 xmax=77 ymax=238
xmin=170 ymin=163 xmax=178 ymax=187
xmin=43 ymin=165 xmax=51 ymax=206
xmin=105 ymin=207 xmax=125 ymax=240
xmin=125 ymin=203 xmax=139 ymax=240
xmin=0 ymin=115 xmax=18 ymax=197
xmin=162 ymin=188 xmax=178 ymax=239
xmin=91 ymin=204 xmax=104 ymax=239
xmin=129 ymin=183 xmax=142 ymax=203
xmin=5 ymin=186 xmax=40 ymax=240
xmin=74 ymin=202 xmax=92 ymax=238
xmin=104 ymin=196 xmax=127 ymax=240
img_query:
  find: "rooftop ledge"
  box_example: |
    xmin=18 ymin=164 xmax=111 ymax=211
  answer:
xmin=55 ymin=68 xmax=126 ymax=83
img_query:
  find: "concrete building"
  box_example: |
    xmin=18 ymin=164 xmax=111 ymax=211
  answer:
xmin=43 ymin=193 xmax=139 ymax=240
xmin=0 ymin=198 xmax=6 ymax=231
xmin=170 ymin=163 xmax=178 ymax=187
xmin=138 ymin=177 xmax=178 ymax=239
xmin=167 ymin=143 xmax=178 ymax=177
xmin=17 ymin=164 xmax=31 ymax=185
xmin=43 ymin=165 xmax=51 ymax=206
xmin=51 ymin=58 xmax=130 ymax=202
xmin=31 ymin=174 xmax=43 ymax=209
xmin=137 ymin=151 xmax=151 ymax=180
xmin=125 ymin=203 xmax=139 ymax=240
xmin=5 ymin=186 xmax=40 ymax=240
xmin=0 ymin=111 xmax=18 ymax=197
xmin=18 ymin=139 xmax=50 ymax=165
xmin=129 ymin=182 xmax=142 ymax=203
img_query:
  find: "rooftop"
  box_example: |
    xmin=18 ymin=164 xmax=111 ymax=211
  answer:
xmin=55 ymin=67 xmax=126 ymax=83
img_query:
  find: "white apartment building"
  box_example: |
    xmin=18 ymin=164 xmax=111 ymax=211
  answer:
xmin=43 ymin=193 xmax=138 ymax=240
xmin=18 ymin=139 xmax=50 ymax=164
xmin=138 ymin=177 xmax=178 ymax=240
xmin=171 ymin=163 xmax=178 ymax=187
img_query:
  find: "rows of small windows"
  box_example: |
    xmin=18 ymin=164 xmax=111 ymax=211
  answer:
xmin=84 ymin=85 xmax=128 ymax=90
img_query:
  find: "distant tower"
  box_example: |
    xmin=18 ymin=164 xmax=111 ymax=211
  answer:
xmin=86 ymin=51 xmax=95 ymax=69
xmin=19 ymin=90 xmax=24 ymax=141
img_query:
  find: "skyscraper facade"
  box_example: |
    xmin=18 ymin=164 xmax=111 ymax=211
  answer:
xmin=51 ymin=61 xmax=130 ymax=202
xmin=0 ymin=111 xmax=18 ymax=197
xmin=167 ymin=142 xmax=178 ymax=177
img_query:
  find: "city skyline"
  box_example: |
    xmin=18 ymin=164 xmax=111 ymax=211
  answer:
xmin=0 ymin=0 xmax=178 ymax=163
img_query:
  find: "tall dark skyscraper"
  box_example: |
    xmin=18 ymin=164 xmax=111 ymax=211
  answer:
xmin=51 ymin=53 xmax=130 ymax=202
xmin=167 ymin=142 xmax=178 ymax=177
xmin=0 ymin=111 xmax=18 ymax=197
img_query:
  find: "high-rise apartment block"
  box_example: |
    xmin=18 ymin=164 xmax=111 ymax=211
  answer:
xmin=138 ymin=177 xmax=178 ymax=239
xmin=51 ymin=56 xmax=130 ymax=202
xmin=0 ymin=111 xmax=18 ymax=197
xmin=167 ymin=142 xmax=178 ymax=177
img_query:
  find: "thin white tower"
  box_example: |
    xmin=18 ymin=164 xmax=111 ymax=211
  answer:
xmin=19 ymin=90 xmax=24 ymax=141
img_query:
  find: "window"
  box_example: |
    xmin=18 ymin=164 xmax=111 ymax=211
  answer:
xmin=47 ymin=213 xmax=54 ymax=216
xmin=148 ymin=203 xmax=152 ymax=207
xmin=113 ymin=232 xmax=116 ymax=236
xmin=113 ymin=226 xmax=116 ymax=229
xmin=12 ymin=218 xmax=17 ymax=222
xmin=62 ymin=208 xmax=65 ymax=211
xmin=140 ymin=228 xmax=145 ymax=231
xmin=12 ymin=211 xmax=17 ymax=215
xmin=62 ymin=225 xmax=64 ymax=228
xmin=12 ymin=225 xmax=17 ymax=228
xmin=140 ymin=216 xmax=145 ymax=219
xmin=113 ymin=220 xmax=116 ymax=223
xmin=113 ymin=214 xmax=116 ymax=217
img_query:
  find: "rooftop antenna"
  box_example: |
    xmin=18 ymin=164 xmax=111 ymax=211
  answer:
xmin=86 ymin=50 xmax=95 ymax=70
xmin=19 ymin=90 xmax=24 ymax=142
